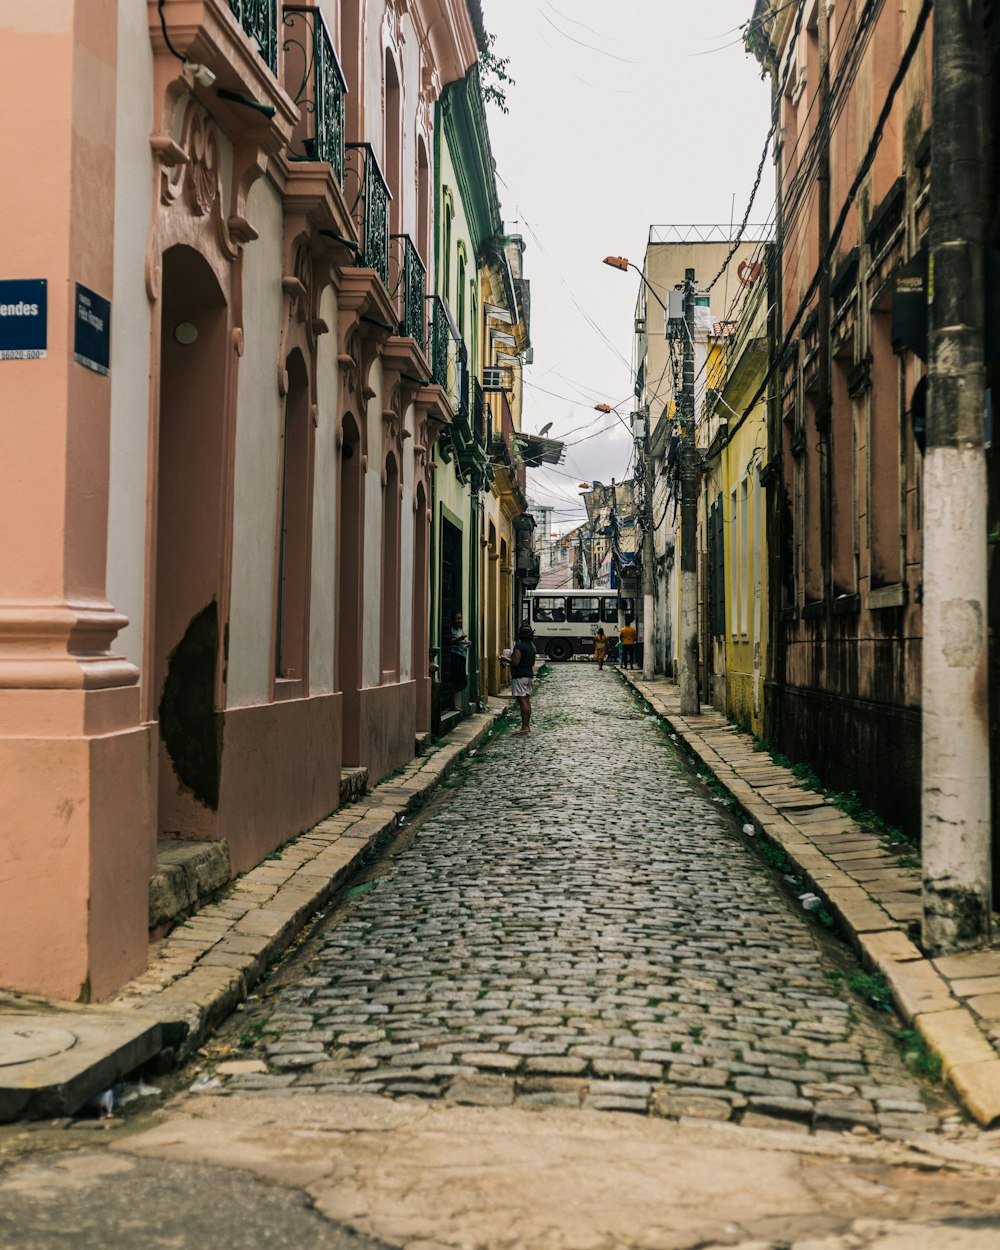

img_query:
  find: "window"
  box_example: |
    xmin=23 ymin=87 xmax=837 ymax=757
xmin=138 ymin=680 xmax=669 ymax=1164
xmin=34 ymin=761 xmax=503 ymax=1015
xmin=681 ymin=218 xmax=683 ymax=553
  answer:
xmin=568 ymin=597 xmax=601 ymax=623
xmin=602 ymin=598 xmax=621 ymax=623
xmin=753 ymin=464 xmax=764 ymax=639
xmin=532 ymin=597 xmax=566 ymax=623
xmin=710 ymin=496 xmax=725 ymax=636
xmin=739 ymin=476 xmax=749 ymax=636
xmin=442 ymin=200 xmax=453 ymax=301
xmin=456 ymin=251 xmax=466 ymax=340
xmin=730 ymin=486 xmax=739 ymax=638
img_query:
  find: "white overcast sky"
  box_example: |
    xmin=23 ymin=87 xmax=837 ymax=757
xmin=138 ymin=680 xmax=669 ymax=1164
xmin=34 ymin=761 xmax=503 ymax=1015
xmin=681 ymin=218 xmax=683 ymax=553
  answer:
xmin=482 ymin=1 xmax=774 ymax=532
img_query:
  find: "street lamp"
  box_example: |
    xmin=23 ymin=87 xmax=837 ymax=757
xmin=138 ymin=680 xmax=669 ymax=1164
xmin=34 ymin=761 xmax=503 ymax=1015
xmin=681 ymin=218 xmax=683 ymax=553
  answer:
xmin=602 ymin=255 xmax=669 ymax=314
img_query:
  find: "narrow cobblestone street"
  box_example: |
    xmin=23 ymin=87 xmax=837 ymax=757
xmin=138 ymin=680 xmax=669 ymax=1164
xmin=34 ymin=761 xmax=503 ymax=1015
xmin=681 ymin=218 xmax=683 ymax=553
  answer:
xmin=9 ymin=667 xmax=1000 ymax=1250
xmin=242 ymin=666 xmax=948 ymax=1135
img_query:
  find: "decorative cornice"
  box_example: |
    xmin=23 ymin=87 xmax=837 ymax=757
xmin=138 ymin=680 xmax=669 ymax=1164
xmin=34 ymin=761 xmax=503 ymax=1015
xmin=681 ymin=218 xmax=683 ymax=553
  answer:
xmin=439 ymin=65 xmax=502 ymax=257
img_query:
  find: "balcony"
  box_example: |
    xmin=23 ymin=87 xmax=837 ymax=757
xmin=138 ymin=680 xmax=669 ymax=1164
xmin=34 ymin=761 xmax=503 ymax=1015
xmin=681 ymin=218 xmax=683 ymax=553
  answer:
xmin=345 ymin=143 xmax=391 ymax=287
xmin=491 ymin=390 xmax=525 ymax=493
xmin=472 ymin=377 xmax=487 ymax=447
xmin=429 ymin=297 xmax=466 ymax=418
xmin=229 ymin=0 xmax=278 ymax=73
xmin=430 ymin=296 xmax=449 ymax=390
xmin=389 ymin=235 xmax=426 ymax=348
xmin=283 ymin=5 xmax=346 ymax=183
xmin=148 ymin=0 xmax=296 ymax=157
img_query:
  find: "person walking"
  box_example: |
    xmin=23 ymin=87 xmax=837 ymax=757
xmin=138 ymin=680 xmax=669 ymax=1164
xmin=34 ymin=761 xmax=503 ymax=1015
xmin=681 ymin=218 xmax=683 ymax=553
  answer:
xmin=619 ymin=617 xmax=638 ymax=670
xmin=449 ymin=611 xmax=469 ymax=710
xmin=501 ymin=625 xmax=536 ymax=735
xmin=593 ymin=627 xmax=608 ymax=672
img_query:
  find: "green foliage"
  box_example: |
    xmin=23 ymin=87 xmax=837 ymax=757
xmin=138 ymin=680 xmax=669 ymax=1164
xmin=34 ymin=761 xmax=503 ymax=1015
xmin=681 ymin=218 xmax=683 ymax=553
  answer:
xmin=791 ymin=761 xmax=821 ymax=789
xmin=743 ymin=15 xmax=768 ymax=60
xmin=897 ymin=1029 xmax=943 ymax=1081
xmin=757 ymin=838 xmax=791 ymax=874
xmin=479 ymin=34 xmax=514 ymax=113
xmin=238 ymin=1020 xmax=266 ymax=1050
xmin=848 ymin=971 xmax=893 ymax=1012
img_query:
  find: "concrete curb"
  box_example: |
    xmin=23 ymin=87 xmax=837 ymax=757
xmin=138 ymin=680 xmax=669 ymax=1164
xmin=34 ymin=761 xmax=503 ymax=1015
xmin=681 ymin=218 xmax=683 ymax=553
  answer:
xmin=0 ymin=703 xmax=506 ymax=1119
xmin=619 ymin=670 xmax=1000 ymax=1128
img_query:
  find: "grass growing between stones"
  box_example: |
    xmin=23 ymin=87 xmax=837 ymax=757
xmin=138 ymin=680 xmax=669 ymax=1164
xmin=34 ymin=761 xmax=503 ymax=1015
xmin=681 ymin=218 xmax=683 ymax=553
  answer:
xmin=848 ymin=971 xmax=893 ymax=1012
xmin=898 ymin=1028 xmax=944 ymax=1081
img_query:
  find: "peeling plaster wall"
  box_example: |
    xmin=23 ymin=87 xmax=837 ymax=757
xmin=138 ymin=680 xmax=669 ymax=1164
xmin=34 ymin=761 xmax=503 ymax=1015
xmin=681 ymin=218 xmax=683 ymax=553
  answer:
xmin=226 ymin=178 xmax=283 ymax=708
xmin=106 ymin=2 xmax=154 ymax=674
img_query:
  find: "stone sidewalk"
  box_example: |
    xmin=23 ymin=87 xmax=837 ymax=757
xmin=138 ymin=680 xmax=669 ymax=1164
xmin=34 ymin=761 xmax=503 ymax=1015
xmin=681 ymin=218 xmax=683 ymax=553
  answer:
xmin=0 ymin=704 xmax=503 ymax=1118
xmin=621 ymin=671 xmax=1000 ymax=1128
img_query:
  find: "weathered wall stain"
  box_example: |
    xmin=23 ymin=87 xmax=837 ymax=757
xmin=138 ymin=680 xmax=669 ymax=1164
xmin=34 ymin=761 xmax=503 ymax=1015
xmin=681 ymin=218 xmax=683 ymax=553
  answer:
xmin=159 ymin=602 xmax=222 ymax=811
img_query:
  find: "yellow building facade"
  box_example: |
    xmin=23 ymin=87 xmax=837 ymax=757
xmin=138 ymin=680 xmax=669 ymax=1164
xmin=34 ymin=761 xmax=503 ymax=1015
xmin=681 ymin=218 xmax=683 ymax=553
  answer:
xmin=699 ymin=262 xmax=770 ymax=738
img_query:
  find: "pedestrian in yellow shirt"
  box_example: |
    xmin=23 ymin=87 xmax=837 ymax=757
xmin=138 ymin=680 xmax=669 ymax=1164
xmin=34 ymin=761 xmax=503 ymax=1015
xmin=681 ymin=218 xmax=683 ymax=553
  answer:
xmin=619 ymin=618 xmax=637 ymax=670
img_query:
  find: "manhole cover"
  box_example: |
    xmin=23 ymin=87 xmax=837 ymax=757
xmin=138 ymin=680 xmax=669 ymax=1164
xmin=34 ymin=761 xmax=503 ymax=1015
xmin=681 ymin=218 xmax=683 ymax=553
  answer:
xmin=0 ymin=1025 xmax=78 ymax=1067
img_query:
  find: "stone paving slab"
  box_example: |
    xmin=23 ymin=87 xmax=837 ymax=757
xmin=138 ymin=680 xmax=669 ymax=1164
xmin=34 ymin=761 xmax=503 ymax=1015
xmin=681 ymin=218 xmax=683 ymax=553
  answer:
xmin=623 ymin=673 xmax=1000 ymax=1128
xmin=0 ymin=707 xmax=503 ymax=1119
xmin=0 ymin=1001 xmax=162 ymax=1122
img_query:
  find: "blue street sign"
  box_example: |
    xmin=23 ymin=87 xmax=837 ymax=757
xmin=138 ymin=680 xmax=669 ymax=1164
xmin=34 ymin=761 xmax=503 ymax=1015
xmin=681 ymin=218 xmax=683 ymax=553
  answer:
xmin=74 ymin=284 xmax=111 ymax=375
xmin=0 ymin=279 xmax=47 ymax=360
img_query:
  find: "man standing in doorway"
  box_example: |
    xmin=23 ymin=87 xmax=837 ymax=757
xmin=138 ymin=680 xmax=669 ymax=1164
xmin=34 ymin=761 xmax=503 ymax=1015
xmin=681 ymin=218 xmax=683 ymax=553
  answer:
xmin=450 ymin=611 xmax=469 ymax=711
xmin=619 ymin=617 xmax=638 ymax=670
xmin=502 ymin=625 xmax=536 ymax=735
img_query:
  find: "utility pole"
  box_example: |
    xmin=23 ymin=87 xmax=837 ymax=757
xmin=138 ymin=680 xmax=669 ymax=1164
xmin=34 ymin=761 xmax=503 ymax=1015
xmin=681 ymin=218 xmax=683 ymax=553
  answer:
xmin=679 ymin=268 xmax=700 ymax=716
xmin=923 ymin=0 xmax=991 ymax=953
xmin=817 ymin=0 xmax=833 ymax=618
xmin=639 ymin=413 xmax=656 ymax=679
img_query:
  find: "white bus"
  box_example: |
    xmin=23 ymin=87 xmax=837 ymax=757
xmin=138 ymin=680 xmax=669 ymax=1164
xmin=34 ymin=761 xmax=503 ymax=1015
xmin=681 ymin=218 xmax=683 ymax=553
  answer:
xmin=522 ymin=590 xmax=637 ymax=663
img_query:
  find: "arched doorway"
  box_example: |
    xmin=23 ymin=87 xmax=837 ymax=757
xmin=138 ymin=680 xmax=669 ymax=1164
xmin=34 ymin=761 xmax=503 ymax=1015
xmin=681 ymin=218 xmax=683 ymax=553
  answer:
xmin=155 ymin=244 xmax=229 ymax=838
xmin=500 ymin=536 xmax=511 ymax=682
xmin=413 ymin=481 xmax=430 ymax=730
xmin=274 ymin=348 xmax=311 ymax=689
xmin=381 ymin=451 xmax=401 ymax=680
xmin=338 ymin=413 xmax=363 ymax=763
xmin=487 ymin=521 xmax=499 ymax=694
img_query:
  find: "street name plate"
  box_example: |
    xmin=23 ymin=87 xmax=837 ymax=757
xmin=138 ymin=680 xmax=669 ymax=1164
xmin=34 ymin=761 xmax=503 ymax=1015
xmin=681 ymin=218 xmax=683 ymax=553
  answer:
xmin=0 ymin=279 xmax=47 ymax=360
xmin=74 ymin=283 xmax=111 ymax=375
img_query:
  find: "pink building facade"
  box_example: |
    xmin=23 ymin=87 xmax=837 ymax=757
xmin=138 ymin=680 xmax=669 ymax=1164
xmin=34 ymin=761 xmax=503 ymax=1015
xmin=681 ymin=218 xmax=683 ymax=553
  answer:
xmin=0 ymin=0 xmax=482 ymax=1000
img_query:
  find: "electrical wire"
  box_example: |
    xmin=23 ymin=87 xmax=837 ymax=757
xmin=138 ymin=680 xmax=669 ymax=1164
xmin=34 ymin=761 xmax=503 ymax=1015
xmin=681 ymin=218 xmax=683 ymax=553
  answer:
xmin=719 ymin=0 xmax=933 ymax=454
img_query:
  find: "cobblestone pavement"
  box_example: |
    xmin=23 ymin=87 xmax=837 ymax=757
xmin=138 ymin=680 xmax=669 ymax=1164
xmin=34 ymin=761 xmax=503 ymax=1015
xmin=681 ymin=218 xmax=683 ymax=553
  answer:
xmin=240 ymin=666 xmax=956 ymax=1137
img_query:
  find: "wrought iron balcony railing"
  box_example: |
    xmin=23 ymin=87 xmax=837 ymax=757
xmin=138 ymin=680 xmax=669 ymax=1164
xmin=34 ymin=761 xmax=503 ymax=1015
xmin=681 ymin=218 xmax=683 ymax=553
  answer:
xmin=282 ymin=6 xmax=346 ymax=183
xmin=430 ymin=296 xmax=449 ymax=390
xmin=229 ymin=0 xmax=279 ymax=74
xmin=472 ymin=377 xmax=487 ymax=447
xmin=389 ymin=235 xmax=426 ymax=348
xmin=427 ymin=297 xmax=468 ymax=419
xmin=457 ymin=341 xmax=470 ymax=426
xmin=344 ymin=143 xmax=391 ymax=287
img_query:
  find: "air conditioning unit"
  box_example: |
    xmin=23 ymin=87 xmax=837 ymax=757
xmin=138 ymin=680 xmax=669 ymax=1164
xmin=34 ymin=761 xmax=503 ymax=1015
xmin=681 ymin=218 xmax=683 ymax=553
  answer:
xmin=482 ymin=367 xmax=506 ymax=392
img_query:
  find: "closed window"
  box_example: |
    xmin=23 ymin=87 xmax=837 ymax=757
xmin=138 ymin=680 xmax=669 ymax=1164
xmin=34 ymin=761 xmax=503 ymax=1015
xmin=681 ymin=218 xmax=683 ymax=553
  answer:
xmin=602 ymin=598 xmax=620 ymax=623
xmin=568 ymin=597 xmax=601 ymax=623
